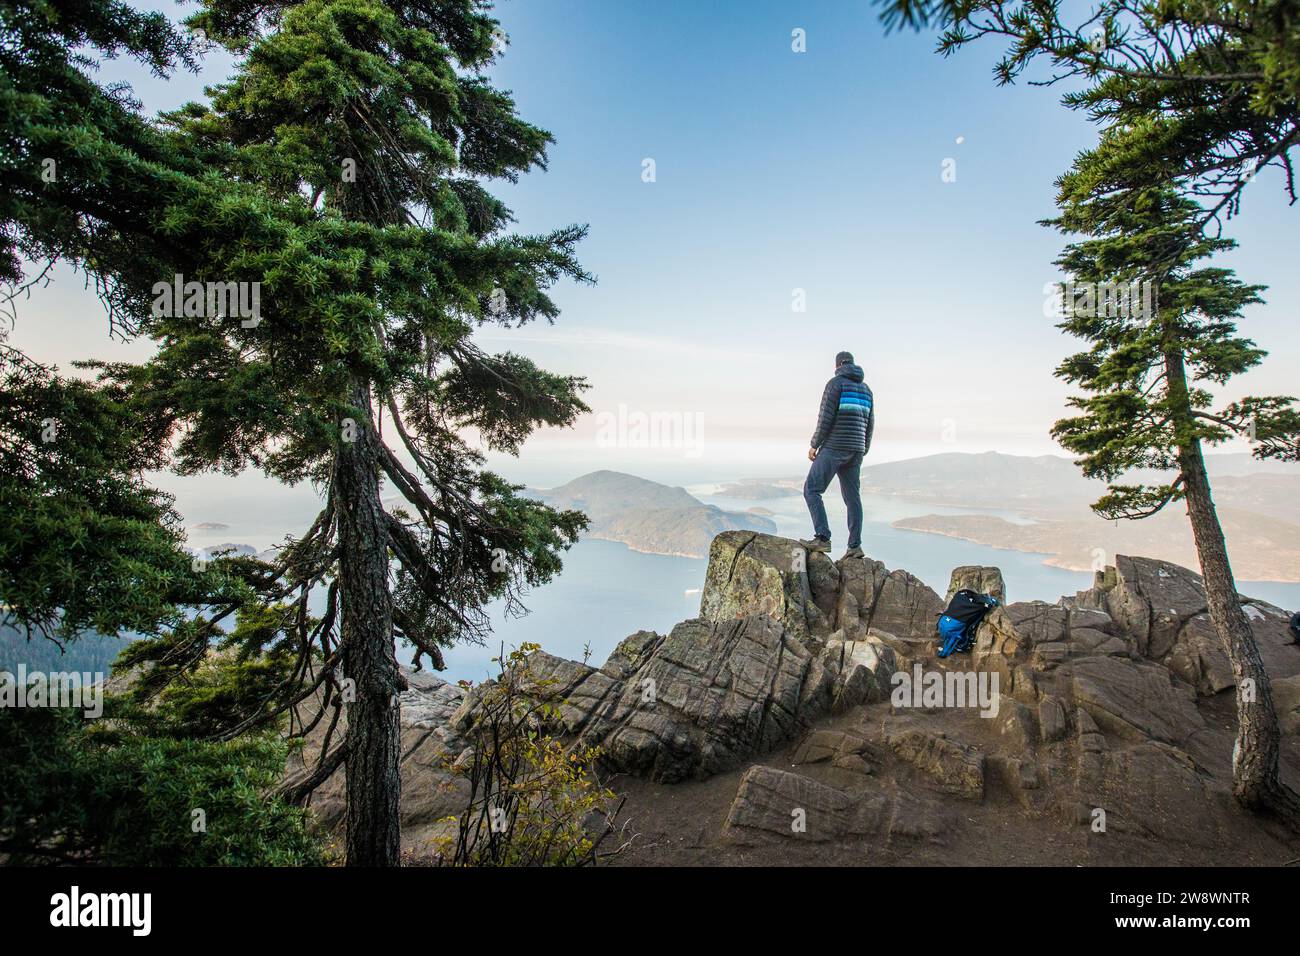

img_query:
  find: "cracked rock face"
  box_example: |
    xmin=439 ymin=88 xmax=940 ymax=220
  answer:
xmin=721 ymin=765 xmax=954 ymax=846
xmin=503 ymin=611 xmax=899 ymax=783
xmin=1068 ymin=555 xmax=1296 ymax=696
xmin=577 ymin=614 xmax=815 ymax=782
xmin=420 ymin=536 xmax=1295 ymax=793
xmin=298 ymin=532 xmax=1300 ymax=863
xmin=883 ymin=721 xmax=986 ymax=798
xmin=1069 ymin=655 xmax=1204 ymax=744
xmin=723 ymin=765 xmax=879 ymax=843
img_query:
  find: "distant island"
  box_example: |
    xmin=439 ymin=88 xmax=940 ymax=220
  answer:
xmin=894 ymin=509 xmax=1300 ymax=583
xmin=191 ymin=543 xmax=282 ymax=564
xmin=715 ymin=480 xmax=799 ymax=499
xmin=873 ymin=454 xmax=1300 ymax=581
xmin=715 ymin=451 xmax=1300 ymax=583
xmin=529 ymin=470 xmax=776 ymax=558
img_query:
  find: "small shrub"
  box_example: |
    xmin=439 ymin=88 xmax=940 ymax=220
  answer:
xmin=438 ymin=644 xmax=628 ymax=866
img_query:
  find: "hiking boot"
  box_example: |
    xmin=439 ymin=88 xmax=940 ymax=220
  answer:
xmin=799 ymin=536 xmax=831 ymax=552
xmin=843 ymin=546 xmax=864 ymax=559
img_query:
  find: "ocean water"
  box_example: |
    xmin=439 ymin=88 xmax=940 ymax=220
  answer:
xmin=438 ymin=539 xmax=706 ymax=683
xmin=143 ymin=467 xmax=1299 ymax=685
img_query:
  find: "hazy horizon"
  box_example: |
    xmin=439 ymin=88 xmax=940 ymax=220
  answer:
xmin=151 ymin=444 xmax=1292 ymax=542
xmin=9 ymin=0 xmax=1297 ymax=609
xmin=8 ymin=0 xmax=1296 ymax=483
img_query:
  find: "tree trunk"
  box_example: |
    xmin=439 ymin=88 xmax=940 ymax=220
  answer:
xmin=1165 ymin=349 xmax=1300 ymax=828
xmin=336 ymin=378 xmax=402 ymax=865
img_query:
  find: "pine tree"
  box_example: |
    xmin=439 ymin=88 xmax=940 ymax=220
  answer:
xmin=0 ymin=0 xmax=285 ymax=659
xmin=0 ymin=3 xmax=382 ymax=864
xmin=1048 ymin=187 xmax=1300 ymax=827
xmin=108 ymin=0 xmax=593 ymax=864
xmin=2 ymin=0 xmax=411 ymax=642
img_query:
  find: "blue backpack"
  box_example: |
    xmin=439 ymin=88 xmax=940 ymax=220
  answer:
xmin=936 ymin=589 xmax=999 ymax=658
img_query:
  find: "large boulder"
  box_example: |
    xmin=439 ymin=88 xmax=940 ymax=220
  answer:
xmin=699 ymin=532 xmax=837 ymax=642
xmin=573 ymin=615 xmax=817 ymax=782
xmin=1071 ymin=555 xmax=1298 ymax=695
xmin=1070 ymin=654 xmax=1204 ymax=745
xmin=947 ymin=565 xmax=1007 ymax=604
xmin=792 ymin=728 xmax=878 ymax=774
xmin=835 ymin=555 xmax=946 ymax=665
xmin=721 ymin=765 xmax=953 ymax=847
xmin=1093 ymin=742 xmax=1233 ymax=848
xmin=867 ymin=569 xmax=947 ymax=648
xmin=818 ymin=634 xmax=898 ymax=713
xmin=723 ymin=765 xmax=877 ymax=844
xmin=883 ymin=721 xmax=986 ymax=799
xmin=497 ymin=612 xmax=899 ymax=784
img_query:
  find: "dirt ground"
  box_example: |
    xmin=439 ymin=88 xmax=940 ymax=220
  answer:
xmin=608 ymin=696 xmax=1300 ymax=867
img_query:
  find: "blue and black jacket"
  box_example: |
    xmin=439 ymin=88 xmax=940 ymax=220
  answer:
xmin=810 ymin=363 xmax=874 ymax=454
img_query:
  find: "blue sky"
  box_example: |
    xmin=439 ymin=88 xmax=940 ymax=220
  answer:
xmin=12 ymin=0 xmax=1299 ymax=489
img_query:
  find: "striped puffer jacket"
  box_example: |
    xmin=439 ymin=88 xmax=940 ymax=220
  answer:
xmin=810 ymin=363 xmax=874 ymax=454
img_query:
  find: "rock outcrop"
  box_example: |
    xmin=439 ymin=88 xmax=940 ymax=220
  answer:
xmin=303 ymin=532 xmax=1300 ymax=865
xmin=444 ymin=532 xmax=934 ymax=783
xmin=1067 ymin=554 xmax=1297 ymax=696
xmin=946 ymin=565 xmax=1007 ymax=604
xmin=883 ymin=721 xmax=986 ymax=798
xmin=533 ymin=614 xmax=818 ymax=782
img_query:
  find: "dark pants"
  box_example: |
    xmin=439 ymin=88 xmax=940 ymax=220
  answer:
xmin=804 ymin=447 xmax=864 ymax=548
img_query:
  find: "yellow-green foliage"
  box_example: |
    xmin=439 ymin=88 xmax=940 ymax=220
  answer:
xmin=435 ymin=644 xmax=623 ymax=867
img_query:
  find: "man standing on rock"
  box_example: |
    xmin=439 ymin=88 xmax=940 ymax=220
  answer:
xmin=801 ymin=350 xmax=873 ymax=558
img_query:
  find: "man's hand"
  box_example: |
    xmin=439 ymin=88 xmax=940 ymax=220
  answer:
xmin=808 ymin=447 xmax=818 ymax=462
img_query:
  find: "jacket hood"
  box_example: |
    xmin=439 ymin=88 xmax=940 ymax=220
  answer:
xmin=835 ymin=363 xmax=865 ymax=383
